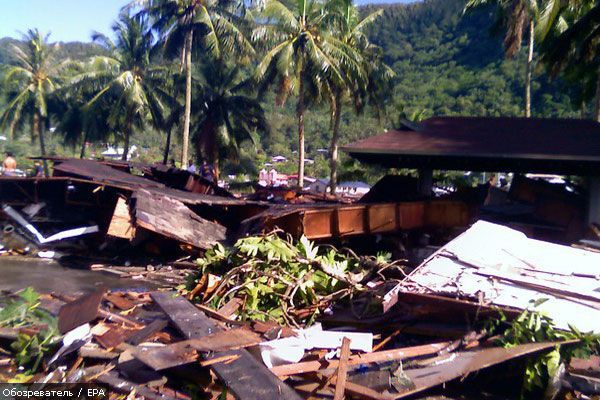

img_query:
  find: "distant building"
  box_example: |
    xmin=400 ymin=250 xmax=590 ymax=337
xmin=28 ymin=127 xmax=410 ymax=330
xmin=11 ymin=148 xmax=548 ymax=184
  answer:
xmin=271 ymin=155 xmax=287 ymax=163
xmin=305 ymin=179 xmax=329 ymax=193
xmin=337 ymin=181 xmax=371 ymax=196
xmin=305 ymin=178 xmax=371 ymax=196
xmin=259 ymin=168 xmax=288 ymax=187
xmin=258 ymin=168 xmax=269 ymax=186
xmin=101 ymin=145 xmax=137 ymax=160
xmin=288 ymin=175 xmax=316 ymax=187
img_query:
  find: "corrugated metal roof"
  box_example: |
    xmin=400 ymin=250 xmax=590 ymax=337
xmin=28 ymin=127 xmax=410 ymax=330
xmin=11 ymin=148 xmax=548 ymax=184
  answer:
xmin=343 ymin=117 xmax=600 ymax=174
xmin=400 ymin=220 xmax=600 ymax=332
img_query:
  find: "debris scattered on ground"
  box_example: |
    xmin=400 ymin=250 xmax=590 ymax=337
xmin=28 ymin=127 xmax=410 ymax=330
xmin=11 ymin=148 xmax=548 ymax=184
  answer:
xmin=1 ymin=158 xmax=600 ymax=398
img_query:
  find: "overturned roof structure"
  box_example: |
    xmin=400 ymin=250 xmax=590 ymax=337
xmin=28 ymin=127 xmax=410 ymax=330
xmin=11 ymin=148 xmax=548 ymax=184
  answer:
xmin=343 ymin=117 xmax=600 ymax=175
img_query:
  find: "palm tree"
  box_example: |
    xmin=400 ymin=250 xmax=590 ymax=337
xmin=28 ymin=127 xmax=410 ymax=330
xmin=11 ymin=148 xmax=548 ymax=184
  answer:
xmin=465 ymin=0 xmax=551 ymax=118
xmin=538 ymin=1 xmax=600 ymax=121
xmin=74 ymin=12 xmax=176 ymax=160
xmin=0 ymin=29 xmax=63 ymax=175
xmin=132 ymin=0 xmax=254 ymax=168
xmin=54 ymin=84 xmax=114 ymax=158
xmin=191 ymin=59 xmax=268 ymax=179
xmin=324 ymin=0 xmax=392 ymax=194
xmin=253 ymin=0 xmax=350 ymax=188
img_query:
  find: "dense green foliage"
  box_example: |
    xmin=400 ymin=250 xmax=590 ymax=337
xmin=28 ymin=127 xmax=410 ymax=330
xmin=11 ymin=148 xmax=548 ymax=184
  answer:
xmin=184 ymin=233 xmax=386 ymax=326
xmin=485 ymin=299 xmax=600 ymax=398
xmin=0 ymin=0 xmax=594 ymax=181
xmin=0 ymin=288 xmax=59 ymax=374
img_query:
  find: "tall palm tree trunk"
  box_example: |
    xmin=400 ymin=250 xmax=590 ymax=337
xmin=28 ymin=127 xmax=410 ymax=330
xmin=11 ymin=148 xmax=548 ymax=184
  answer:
xmin=181 ymin=31 xmax=193 ymax=168
xmin=163 ymin=128 xmax=172 ymax=165
xmin=329 ymin=91 xmax=342 ymax=195
xmin=524 ymin=19 xmax=534 ymax=118
xmin=8 ymin=118 xmax=16 ymax=141
xmin=212 ymin=141 xmax=220 ymax=181
xmin=122 ymin=118 xmax=132 ymax=161
xmin=80 ymin=131 xmax=88 ymax=159
xmin=297 ymin=73 xmax=306 ymax=189
xmin=34 ymin=112 xmax=49 ymax=176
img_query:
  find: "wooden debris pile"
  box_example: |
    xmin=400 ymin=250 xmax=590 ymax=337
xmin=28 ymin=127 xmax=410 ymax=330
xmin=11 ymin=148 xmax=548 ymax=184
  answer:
xmin=0 ymin=281 xmax=596 ymax=399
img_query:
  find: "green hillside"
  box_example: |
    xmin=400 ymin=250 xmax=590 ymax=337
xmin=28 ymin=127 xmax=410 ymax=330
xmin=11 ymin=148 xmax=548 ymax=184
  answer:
xmin=0 ymin=0 xmax=585 ymax=180
xmin=363 ymin=0 xmax=580 ymax=118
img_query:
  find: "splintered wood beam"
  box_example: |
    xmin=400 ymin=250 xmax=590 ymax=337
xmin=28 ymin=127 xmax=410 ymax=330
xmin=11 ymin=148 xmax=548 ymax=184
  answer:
xmin=150 ymin=291 xmax=302 ymax=400
xmin=333 ymin=337 xmax=351 ymax=400
xmin=132 ymin=328 xmax=264 ymax=371
xmin=272 ymin=341 xmax=453 ymax=377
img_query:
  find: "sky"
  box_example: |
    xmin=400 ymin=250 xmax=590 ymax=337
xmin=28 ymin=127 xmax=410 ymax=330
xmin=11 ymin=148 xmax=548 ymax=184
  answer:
xmin=0 ymin=0 xmax=130 ymax=43
xmin=0 ymin=0 xmax=417 ymax=43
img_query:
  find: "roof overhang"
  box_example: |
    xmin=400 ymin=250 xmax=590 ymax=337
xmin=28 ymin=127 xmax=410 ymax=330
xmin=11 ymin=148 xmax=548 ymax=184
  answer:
xmin=343 ymin=117 xmax=600 ymax=176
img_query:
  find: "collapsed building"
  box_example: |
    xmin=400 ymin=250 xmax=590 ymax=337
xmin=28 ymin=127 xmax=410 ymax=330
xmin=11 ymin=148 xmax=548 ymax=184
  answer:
xmin=0 ymin=116 xmax=599 ymax=399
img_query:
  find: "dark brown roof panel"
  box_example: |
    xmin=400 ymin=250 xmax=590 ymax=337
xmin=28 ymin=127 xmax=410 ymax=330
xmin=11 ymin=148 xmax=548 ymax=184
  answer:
xmin=342 ymin=117 xmax=600 ymax=174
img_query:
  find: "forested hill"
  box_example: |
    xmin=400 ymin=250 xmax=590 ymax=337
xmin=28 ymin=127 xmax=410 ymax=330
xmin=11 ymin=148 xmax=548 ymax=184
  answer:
xmin=0 ymin=0 xmax=584 ymax=179
xmin=0 ymin=37 xmax=104 ymax=65
xmin=361 ymin=0 xmax=580 ymax=118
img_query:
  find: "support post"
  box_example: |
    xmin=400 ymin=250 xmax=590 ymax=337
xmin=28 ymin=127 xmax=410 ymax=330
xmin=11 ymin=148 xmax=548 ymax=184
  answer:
xmin=417 ymin=169 xmax=433 ymax=198
xmin=588 ymin=177 xmax=600 ymax=226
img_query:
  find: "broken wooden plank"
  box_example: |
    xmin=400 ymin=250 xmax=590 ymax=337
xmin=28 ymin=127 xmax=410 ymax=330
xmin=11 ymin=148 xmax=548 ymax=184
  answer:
xmin=58 ymin=288 xmax=105 ymax=334
xmin=107 ymin=197 xmax=135 ymax=239
xmin=295 ymin=373 xmax=394 ymax=400
xmin=126 ymin=319 xmax=169 ymax=346
xmin=95 ymin=325 xmax=140 ymax=349
xmin=349 ymin=370 xmax=391 ymax=392
xmin=393 ymin=341 xmax=566 ymax=398
xmin=200 ymin=354 xmax=241 ymax=367
xmin=79 ymin=346 xmax=120 ymax=360
xmin=218 ymin=297 xmax=244 ymax=318
xmin=105 ymin=292 xmax=137 ymax=311
xmin=151 ymin=291 xmax=302 ymax=400
xmin=93 ymin=370 xmax=178 ymax=400
xmin=133 ymin=190 xmax=227 ymax=250
xmin=271 ymin=341 xmax=453 ymax=377
xmin=333 ymin=337 xmax=351 ymax=400
xmin=345 ymin=380 xmax=394 ymax=400
xmin=132 ymin=328 xmax=264 ymax=371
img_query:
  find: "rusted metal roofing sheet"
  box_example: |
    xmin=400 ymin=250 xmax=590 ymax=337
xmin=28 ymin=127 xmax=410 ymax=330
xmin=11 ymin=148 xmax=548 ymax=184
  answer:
xmin=343 ymin=117 xmax=600 ymax=174
xmin=241 ymin=200 xmax=471 ymax=240
xmin=52 ymin=158 xmax=165 ymax=189
xmin=50 ymin=158 xmax=257 ymax=207
xmin=400 ymin=220 xmax=600 ymax=332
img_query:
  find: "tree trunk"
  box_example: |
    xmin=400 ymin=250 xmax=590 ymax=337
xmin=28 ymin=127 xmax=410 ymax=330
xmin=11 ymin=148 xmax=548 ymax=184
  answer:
xmin=8 ymin=118 xmax=16 ymax=141
xmin=524 ymin=19 xmax=534 ymax=118
xmin=329 ymin=91 xmax=342 ymax=195
xmin=122 ymin=118 xmax=132 ymax=161
xmin=163 ymin=127 xmax=172 ymax=165
xmin=80 ymin=131 xmax=88 ymax=159
xmin=595 ymin=71 xmax=600 ymax=123
xmin=181 ymin=30 xmax=193 ymax=168
xmin=297 ymin=72 xmax=306 ymax=189
xmin=35 ymin=113 xmax=49 ymax=176
xmin=212 ymin=139 xmax=220 ymax=182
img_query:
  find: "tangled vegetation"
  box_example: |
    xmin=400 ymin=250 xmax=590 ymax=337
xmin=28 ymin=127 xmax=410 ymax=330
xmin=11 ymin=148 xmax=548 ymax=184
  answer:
xmin=485 ymin=299 xmax=600 ymax=398
xmin=0 ymin=287 xmax=59 ymax=373
xmin=184 ymin=233 xmax=395 ymax=327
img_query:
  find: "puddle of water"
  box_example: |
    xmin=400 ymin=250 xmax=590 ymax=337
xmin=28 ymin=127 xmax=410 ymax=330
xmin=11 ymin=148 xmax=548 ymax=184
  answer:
xmin=0 ymin=257 xmax=155 ymax=295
